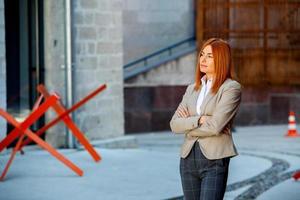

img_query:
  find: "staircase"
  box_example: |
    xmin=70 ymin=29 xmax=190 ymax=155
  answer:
xmin=124 ymin=36 xmax=196 ymax=80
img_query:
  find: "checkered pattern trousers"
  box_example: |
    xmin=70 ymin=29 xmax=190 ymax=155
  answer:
xmin=179 ymin=143 xmax=230 ymax=200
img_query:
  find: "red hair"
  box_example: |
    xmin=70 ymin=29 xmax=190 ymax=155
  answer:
xmin=194 ymin=38 xmax=235 ymax=93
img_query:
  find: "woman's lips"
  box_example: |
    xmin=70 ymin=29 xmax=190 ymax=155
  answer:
xmin=201 ymin=64 xmax=208 ymax=67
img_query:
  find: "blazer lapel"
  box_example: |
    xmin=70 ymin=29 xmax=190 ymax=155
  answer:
xmin=199 ymin=78 xmax=231 ymax=115
xmin=190 ymin=86 xmax=201 ymax=116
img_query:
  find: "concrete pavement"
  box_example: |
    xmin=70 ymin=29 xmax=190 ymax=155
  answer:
xmin=0 ymin=125 xmax=300 ymax=200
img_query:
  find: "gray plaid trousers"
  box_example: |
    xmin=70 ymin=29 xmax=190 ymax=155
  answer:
xmin=179 ymin=143 xmax=230 ymax=200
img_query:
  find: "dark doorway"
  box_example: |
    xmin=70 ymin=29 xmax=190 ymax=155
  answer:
xmin=5 ymin=0 xmax=44 ymax=140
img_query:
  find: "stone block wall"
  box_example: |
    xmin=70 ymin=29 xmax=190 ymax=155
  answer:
xmin=125 ymin=84 xmax=300 ymax=133
xmin=43 ymin=0 xmax=124 ymax=147
xmin=237 ymin=86 xmax=300 ymax=125
xmin=73 ymin=0 xmax=124 ymax=140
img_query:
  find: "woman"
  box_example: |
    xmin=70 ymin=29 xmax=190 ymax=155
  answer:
xmin=170 ymin=38 xmax=242 ymax=200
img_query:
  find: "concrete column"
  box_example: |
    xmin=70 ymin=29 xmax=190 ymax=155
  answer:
xmin=73 ymin=0 xmax=124 ymax=140
xmin=43 ymin=0 xmax=67 ymax=147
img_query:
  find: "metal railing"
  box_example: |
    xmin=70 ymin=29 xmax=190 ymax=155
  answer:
xmin=124 ymin=36 xmax=196 ymax=80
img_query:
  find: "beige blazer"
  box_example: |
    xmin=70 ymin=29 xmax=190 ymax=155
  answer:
xmin=170 ymin=78 xmax=242 ymax=160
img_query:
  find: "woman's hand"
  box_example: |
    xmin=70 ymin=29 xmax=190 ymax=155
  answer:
xmin=177 ymin=104 xmax=190 ymax=118
xmin=198 ymin=116 xmax=209 ymax=125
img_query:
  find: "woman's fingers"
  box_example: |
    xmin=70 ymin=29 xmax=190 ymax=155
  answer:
xmin=179 ymin=105 xmax=189 ymax=116
xmin=183 ymin=107 xmax=189 ymax=116
xmin=200 ymin=116 xmax=207 ymax=124
xmin=177 ymin=109 xmax=185 ymax=117
xmin=176 ymin=107 xmax=185 ymax=117
xmin=177 ymin=105 xmax=189 ymax=118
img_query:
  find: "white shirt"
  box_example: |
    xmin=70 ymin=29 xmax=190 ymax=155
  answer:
xmin=196 ymin=76 xmax=213 ymax=115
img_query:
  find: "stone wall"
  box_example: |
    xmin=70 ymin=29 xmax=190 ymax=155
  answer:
xmin=125 ymin=84 xmax=300 ymax=133
xmin=237 ymin=86 xmax=300 ymax=125
xmin=125 ymin=85 xmax=187 ymax=133
xmin=43 ymin=0 xmax=124 ymax=147
xmin=73 ymin=0 xmax=124 ymax=140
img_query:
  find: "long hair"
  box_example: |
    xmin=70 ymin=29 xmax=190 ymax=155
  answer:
xmin=194 ymin=38 xmax=235 ymax=93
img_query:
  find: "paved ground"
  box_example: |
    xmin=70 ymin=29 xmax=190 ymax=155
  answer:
xmin=0 ymin=125 xmax=300 ymax=200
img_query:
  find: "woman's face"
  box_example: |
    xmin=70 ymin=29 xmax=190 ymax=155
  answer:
xmin=199 ymin=45 xmax=215 ymax=77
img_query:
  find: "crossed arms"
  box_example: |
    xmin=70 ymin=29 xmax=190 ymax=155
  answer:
xmin=170 ymin=83 xmax=241 ymax=137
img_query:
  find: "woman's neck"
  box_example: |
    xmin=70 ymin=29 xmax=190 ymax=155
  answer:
xmin=206 ymin=73 xmax=214 ymax=80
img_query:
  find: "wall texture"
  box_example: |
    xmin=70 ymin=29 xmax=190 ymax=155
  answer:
xmin=43 ymin=0 xmax=68 ymax=147
xmin=125 ymin=84 xmax=300 ymax=133
xmin=43 ymin=0 xmax=124 ymax=147
xmin=72 ymin=0 xmax=124 ymax=141
xmin=123 ymin=0 xmax=195 ymax=64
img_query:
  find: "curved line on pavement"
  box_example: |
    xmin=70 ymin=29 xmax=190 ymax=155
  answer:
xmin=165 ymin=151 xmax=300 ymax=200
xmin=233 ymin=152 xmax=299 ymax=200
